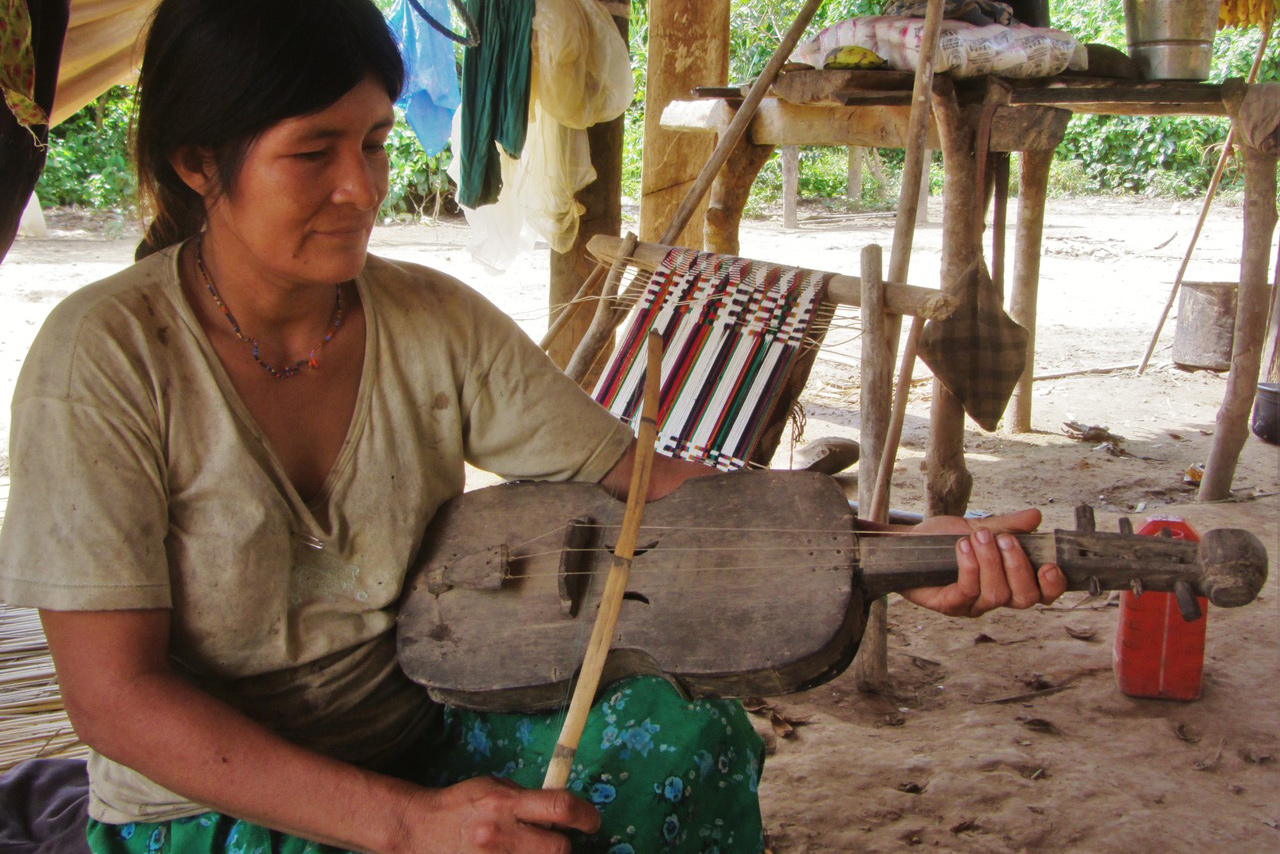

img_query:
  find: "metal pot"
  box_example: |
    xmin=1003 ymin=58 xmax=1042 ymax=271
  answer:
xmin=1252 ymin=383 xmax=1280 ymax=446
xmin=1122 ymin=0 xmax=1222 ymax=80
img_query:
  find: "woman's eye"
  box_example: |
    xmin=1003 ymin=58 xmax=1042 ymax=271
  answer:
xmin=293 ymin=150 xmax=326 ymax=161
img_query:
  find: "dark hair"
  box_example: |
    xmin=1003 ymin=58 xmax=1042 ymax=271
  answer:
xmin=134 ymin=0 xmax=405 ymax=259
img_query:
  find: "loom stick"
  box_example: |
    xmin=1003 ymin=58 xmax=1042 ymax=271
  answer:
xmin=585 ymin=235 xmax=956 ymax=322
xmin=564 ymin=232 xmax=640 ymax=384
xmin=543 ymin=331 xmax=663 ymax=791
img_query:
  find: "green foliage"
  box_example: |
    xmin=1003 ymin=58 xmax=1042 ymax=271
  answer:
xmin=382 ymin=122 xmax=454 ymax=217
xmin=33 ymin=0 xmax=1280 ymax=214
xmin=1049 ymin=0 xmax=1276 ymax=196
xmin=36 ymin=86 xmax=136 ymax=210
xmin=35 ymin=88 xmax=450 ymax=217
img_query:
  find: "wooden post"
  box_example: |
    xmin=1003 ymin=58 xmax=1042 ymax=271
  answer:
xmin=705 ymin=138 xmax=775 ymax=254
xmin=1007 ymin=148 xmax=1054 ymax=432
xmin=1199 ymin=139 xmax=1278 ymax=501
xmin=547 ymin=3 xmax=628 ymax=370
xmin=639 ymin=0 xmax=730 ymax=246
xmin=854 ymin=0 xmax=946 ymax=692
xmin=855 ymin=244 xmax=892 ymax=693
xmin=847 ymin=146 xmax=863 ymax=205
xmin=925 ymin=81 xmax=978 ymax=518
xmin=916 ymin=149 xmax=931 ymax=225
xmin=782 ymin=145 xmax=800 ymax=229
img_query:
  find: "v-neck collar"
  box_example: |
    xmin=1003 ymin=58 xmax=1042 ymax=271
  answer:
xmin=164 ymin=240 xmax=378 ymax=529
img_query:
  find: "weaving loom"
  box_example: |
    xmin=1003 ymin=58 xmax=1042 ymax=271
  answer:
xmin=592 ymin=247 xmax=834 ymax=471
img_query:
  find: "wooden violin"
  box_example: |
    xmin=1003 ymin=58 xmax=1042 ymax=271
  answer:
xmin=396 ymin=470 xmax=1268 ymax=713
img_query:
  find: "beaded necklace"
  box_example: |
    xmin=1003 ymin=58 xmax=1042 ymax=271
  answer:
xmin=195 ymin=237 xmax=345 ymax=380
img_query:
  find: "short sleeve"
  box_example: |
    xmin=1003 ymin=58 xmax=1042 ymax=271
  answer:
xmin=456 ymin=292 xmax=633 ymax=484
xmin=0 ymin=300 xmax=170 ymax=610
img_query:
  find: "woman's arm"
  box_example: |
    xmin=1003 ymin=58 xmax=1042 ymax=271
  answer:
xmin=40 ymin=608 xmax=598 ymax=854
xmin=596 ymin=440 xmax=718 ymax=502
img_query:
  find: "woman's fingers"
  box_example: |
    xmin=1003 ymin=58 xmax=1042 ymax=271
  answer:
xmin=412 ymin=777 xmax=600 ymax=854
xmin=954 ymin=528 xmax=1061 ymax=616
xmin=970 ymin=527 xmax=1012 ymax=614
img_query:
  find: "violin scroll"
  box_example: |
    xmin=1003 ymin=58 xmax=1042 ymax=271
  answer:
xmin=1196 ymin=528 xmax=1268 ymax=609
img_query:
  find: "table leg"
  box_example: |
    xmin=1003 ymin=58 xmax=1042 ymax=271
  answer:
xmin=1007 ymin=148 xmax=1054 ymax=433
xmin=1199 ymin=142 xmax=1278 ymax=500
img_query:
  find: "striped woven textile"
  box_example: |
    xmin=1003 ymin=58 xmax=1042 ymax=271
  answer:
xmin=592 ymin=247 xmax=833 ymax=471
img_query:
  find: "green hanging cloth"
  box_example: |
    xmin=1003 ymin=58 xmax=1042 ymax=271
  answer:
xmin=458 ymin=0 xmax=534 ymax=208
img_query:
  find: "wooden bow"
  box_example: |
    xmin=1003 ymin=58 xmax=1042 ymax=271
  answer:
xmin=542 ymin=330 xmax=663 ymax=790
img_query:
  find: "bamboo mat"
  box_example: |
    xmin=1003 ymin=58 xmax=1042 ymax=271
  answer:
xmin=0 ymin=476 xmax=88 ymax=771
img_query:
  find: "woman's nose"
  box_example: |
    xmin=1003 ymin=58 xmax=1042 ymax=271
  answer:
xmin=333 ymin=153 xmax=384 ymax=210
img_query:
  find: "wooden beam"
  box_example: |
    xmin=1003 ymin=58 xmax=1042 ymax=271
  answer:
xmin=662 ymin=97 xmax=1070 ymax=153
xmin=585 ymin=234 xmax=958 ymax=321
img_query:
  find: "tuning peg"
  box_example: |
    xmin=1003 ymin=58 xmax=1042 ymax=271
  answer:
xmin=1075 ymin=505 xmax=1096 ymax=533
xmin=1119 ymin=517 xmax=1134 ymax=535
xmin=1174 ymin=580 xmax=1203 ymax=622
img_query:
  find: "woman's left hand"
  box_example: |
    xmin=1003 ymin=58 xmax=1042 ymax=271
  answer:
xmin=899 ymin=509 xmax=1068 ymax=617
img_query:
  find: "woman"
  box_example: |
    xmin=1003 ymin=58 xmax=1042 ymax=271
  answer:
xmin=0 ymin=1 xmax=1065 ymax=852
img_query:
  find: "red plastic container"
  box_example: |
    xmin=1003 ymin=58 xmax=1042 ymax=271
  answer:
xmin=1113 ymin=518 xmax=1208 ymax=701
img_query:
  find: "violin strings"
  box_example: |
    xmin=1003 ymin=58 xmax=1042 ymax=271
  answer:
xmin=507 ymin=521 xmax=1056 ymax=544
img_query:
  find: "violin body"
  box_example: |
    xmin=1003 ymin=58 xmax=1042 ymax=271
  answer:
xmin=399 ymin=471 xmax=863 ymax=712
xmin=397 ymin=470 xmax=1267 ymax=712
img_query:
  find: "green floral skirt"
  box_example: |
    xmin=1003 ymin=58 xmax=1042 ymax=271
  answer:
xmin=86 ymin=676 xmax=765 ymax=854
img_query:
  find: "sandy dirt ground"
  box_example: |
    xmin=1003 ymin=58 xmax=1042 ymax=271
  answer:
xmin=1 ymin=194 xmax=1277 ymax=853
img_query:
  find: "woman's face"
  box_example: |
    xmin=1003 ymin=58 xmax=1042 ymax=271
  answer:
xmin=202 ymin=75 xmax=395 ymax=289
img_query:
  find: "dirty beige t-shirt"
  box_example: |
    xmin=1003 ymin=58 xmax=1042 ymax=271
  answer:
xmin=0 ymin=245 xmax=634 ymax=823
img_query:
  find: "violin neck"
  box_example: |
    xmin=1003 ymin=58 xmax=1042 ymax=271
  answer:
xmin=856 ymin=530 xmax=1204 ymax=601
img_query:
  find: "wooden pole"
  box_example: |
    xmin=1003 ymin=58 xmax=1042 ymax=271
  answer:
xmin=1007 ymin=148 xmax=1055 ymax=432
xmin=855 ymin=245 xmax=892 ymax=693
xmin=1198 ymin=137 xmax=1278 ymax=501
xmin=853 ymin=0 xmax=946 ymax=693
xmin=544 ymin=331 xmax=663 ymax=790
xmin=639 ymin=0 xmax=729 ymax=247
xmin=847 ymin=146 xmax=863 ymax=205
xmin=865 ymin=0 xmax=946 ymax=525
xmin=924 ymin=81 xmax=978 ymax=518
xmin=782 ymin=145 xmax=800 ymax=229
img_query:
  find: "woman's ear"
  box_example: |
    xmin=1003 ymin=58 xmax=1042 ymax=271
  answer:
xmin=168 ymin=146 xmax=218 ymax=196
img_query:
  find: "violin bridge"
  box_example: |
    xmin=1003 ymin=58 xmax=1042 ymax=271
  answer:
xmin=559 ymin=516 xmax=596 ymax=618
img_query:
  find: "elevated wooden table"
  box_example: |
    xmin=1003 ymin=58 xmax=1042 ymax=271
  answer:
xmin=661 ymin=71 xmax=1277 ymax=513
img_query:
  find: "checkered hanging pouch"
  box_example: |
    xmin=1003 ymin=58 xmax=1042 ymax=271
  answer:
xmin=918 ymin=258 xmax=1028 ymax=432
